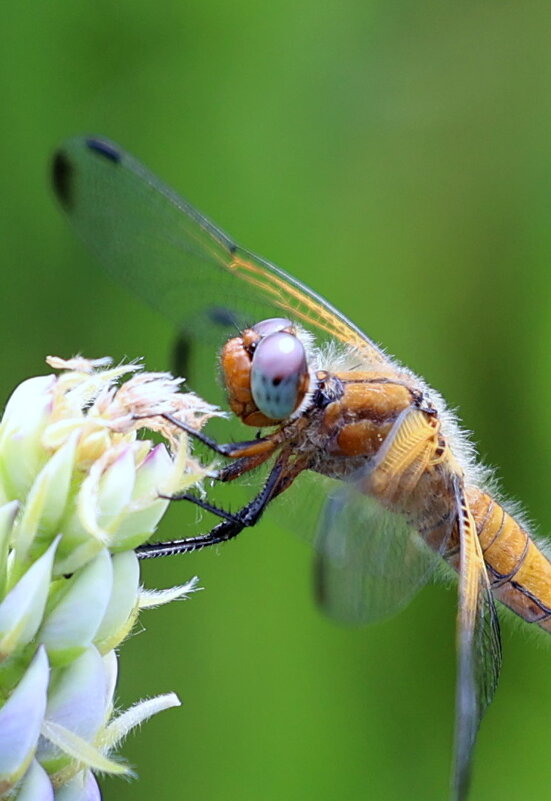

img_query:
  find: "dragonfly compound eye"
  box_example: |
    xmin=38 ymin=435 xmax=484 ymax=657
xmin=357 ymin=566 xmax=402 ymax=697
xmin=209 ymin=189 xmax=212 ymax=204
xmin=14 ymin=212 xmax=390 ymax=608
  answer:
xmin=250 ymin=331 xmax=308 ymax=420
xmin=252 ymin=317 xmax=294 ymax=337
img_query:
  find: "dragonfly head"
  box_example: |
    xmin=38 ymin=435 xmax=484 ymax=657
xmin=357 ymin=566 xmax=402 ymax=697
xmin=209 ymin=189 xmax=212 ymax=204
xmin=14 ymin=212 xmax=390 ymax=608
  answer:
xmin=220 ymin=317 xmax=311 ymax=427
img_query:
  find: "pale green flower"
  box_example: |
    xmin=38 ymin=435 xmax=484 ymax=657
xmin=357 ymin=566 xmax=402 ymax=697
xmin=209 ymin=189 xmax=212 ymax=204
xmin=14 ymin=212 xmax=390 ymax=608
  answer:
xmin=0 ymin=356 xmax=220 ymax=799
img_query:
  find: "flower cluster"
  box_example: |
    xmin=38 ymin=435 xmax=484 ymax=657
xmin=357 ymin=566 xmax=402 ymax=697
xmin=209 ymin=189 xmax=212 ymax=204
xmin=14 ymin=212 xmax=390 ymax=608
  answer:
xmin=0 ymin=357 xmax=220 ymax=799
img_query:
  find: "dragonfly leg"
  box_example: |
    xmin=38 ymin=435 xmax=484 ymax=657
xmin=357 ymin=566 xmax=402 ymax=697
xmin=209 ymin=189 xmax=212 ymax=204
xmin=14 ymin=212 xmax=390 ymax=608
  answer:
xmin=157 ymin=491 xmax=236 ymax=521
xmin=136 ymin=455 xmax=287 ymax=558
xmin=136 ymin=449 xmax=311 ymax=558
xmin=216 ymin=452 xmax=275 ymax=482
xmin=159 ymin=412 xmax=277 ymax=459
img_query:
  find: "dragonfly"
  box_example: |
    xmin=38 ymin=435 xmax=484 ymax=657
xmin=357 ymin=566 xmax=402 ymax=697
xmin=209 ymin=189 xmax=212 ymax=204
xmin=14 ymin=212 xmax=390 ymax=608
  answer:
xmin=51 ymin=136 xmax=551 ymax=801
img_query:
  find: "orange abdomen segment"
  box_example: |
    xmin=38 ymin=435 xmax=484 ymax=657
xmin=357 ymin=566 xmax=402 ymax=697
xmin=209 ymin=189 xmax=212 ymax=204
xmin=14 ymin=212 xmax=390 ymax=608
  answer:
xmin=467 ymin=486 xmax=551 ymax=631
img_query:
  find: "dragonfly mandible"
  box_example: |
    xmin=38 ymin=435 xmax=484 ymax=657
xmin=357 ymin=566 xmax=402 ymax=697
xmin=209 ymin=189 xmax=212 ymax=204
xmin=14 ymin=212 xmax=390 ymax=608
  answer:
xmin=51 ymin=135 xmax=551 ymax=801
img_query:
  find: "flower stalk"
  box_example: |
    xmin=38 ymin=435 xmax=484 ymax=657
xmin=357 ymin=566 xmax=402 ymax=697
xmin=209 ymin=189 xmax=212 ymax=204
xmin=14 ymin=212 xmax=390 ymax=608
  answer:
xmin=0 ymin=356 xmax=220 ymax=799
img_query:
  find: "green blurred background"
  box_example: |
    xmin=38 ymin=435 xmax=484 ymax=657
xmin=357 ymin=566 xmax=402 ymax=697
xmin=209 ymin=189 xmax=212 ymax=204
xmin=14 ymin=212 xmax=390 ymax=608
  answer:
xmin=3 ymin=1 xmax=551 ymax=799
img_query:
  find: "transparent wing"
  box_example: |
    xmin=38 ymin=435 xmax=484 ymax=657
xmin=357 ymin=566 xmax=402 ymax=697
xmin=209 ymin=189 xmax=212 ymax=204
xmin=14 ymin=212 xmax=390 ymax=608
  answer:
xmin=52 ymin=135 xmax=388 ymax=401
xmin=452 ymin=480 xmax=502 ymax=801
xmin=274 ymin=470 xmax=442 ymax=625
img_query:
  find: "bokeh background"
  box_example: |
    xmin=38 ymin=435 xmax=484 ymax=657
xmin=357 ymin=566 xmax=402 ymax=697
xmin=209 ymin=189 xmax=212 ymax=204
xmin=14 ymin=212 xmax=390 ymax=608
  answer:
xmin=3 ymin=2 xmax=551 ymax=799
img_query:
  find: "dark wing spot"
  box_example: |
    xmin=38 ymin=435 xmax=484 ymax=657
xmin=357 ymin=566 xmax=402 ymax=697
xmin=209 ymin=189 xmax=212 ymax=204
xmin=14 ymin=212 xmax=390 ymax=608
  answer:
xmin=172 ymin=332 xmax=191 ymax=378
xmin=85 ymin=137 xmax=122 ymax=163
xmin=51 ymin=150 xmax=73 ymax=210
xmin=207 ymin=306 xmax=242 ymax=329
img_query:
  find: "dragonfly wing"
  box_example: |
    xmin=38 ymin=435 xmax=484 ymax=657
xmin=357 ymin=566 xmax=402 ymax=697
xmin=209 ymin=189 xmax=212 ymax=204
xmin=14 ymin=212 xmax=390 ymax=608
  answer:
xmin=452 ymin=480 xmax=502 ymax=801
xmin=311 ymin=476 xmax=442 ymax=625
xmin=52 ymin=136 xmax=388 ymax=399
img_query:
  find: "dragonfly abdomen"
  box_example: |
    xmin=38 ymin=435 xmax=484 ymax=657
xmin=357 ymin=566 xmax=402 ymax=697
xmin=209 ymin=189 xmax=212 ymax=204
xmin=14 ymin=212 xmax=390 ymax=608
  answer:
xmin=467 ymin=486 xmax=551 ymax=630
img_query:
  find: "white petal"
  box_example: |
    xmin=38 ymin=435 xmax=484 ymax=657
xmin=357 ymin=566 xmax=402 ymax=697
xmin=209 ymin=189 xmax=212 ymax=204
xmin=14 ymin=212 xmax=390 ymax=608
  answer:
xmin=14 ymin=760 xmax=54 ymax=801
xmin=38 ymin=647 xmax=106 ymax=767
xmin=108 ymin=496 xmax=169 ymax=551
xmin=102 ymin=650 xmax=119 ymax=715
xmin=0 ymin=376 xmax=54 ymax=499
xmin=133 ymin=443 xmax=173 ymax=498
xmin=0 ymin=537 xmax=59 ymax=657
xmin=94 ymin=551 xmax=140 ymax=653
xmin=39 ymin=549 xmax=113 ymax=665
xmin=77 ymin=447 xmax=137 ymax=545
xmin=0 ymin=500 xmax=19 ymax=597
xmin=0 ymin=647 xmax=49 ymax=779
xmin=0 ymin=376 xmax=54 ymax=437
xmin=54 ymin=771 xmax=101 ymax=801
xmin=13 ymin=433 xmax=78 ymax=566
xmin=97 ymin=447 xmax=136 ymax=523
